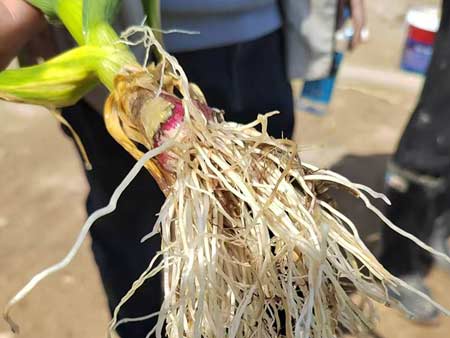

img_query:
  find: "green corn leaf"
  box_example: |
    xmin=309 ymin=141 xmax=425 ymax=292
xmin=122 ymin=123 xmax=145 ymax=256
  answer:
xmin=142 ymin=0 xmax=162 ymax=43
xmin=6 ymin=0 xmax=138 ymax=108
xmin=0 ymin=46 xmax=106 ymax=107
xmin=26 ymin=0 xmax=57 ymax=18
xmin=55 ymin=0 xmax=85 ymax=45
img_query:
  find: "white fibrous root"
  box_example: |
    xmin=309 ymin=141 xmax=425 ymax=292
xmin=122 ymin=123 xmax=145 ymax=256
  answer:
xmin=105 ymin=27 xmax=450 ymax=338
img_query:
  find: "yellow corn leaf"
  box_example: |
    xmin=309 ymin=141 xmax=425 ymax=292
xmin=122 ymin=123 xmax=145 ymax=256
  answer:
xmin=0 ymin=46 xmax=105 ymax=107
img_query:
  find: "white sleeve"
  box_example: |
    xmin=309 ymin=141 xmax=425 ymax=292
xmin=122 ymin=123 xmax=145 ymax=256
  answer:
xmin=281 ymin=0 xmax=337 ymax=80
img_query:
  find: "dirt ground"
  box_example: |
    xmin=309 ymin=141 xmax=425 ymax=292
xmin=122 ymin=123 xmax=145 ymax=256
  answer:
xmin=0 ymin=1 xmax=449 ymax=338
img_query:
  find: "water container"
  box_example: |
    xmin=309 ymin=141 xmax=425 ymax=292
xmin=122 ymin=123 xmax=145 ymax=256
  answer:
xmin=401 ymin=6 xmax=440 ymax=75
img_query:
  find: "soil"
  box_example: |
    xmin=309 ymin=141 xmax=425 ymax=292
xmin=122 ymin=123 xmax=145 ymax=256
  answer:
xmin=0 ymin=1 xmax=448 ymax=338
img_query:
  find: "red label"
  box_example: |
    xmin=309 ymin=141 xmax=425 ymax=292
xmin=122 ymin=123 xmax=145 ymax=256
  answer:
xmin=408 ymin=25 xmax=436 ymax=45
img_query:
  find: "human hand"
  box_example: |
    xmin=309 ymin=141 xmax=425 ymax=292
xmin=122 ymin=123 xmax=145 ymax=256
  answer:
xmin=349 ymin=0 xmax=367 ymax=49
xmin=0 ymin=0 xmax=46 ymax=69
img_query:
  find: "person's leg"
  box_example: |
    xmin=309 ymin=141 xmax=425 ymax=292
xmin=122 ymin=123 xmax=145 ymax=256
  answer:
xmin=233 ymin=29 xmax=294 ymax=139
xmin=380 ymin=163 xmax=445 ymax=276
xmin=175 ymin=29 xmax=294 ymax=139
xmin=380 ymin=0 xmax=450 ymax=276
xmin=379 ymin=0 xmax=450 ymax=322
xmin=62 ymin=101 xmax=165 ymax=337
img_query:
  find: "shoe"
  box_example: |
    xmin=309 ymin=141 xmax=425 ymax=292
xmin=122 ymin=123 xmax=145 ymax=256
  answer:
xmin=430 ymin=211 xmax=450 ymax=270
xmin=388 ymin=274 xmax=439 ymax=324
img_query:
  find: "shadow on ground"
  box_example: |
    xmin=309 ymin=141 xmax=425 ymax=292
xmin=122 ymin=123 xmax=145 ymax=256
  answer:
xmin=329 ymin=153 xmax=391 ymax=255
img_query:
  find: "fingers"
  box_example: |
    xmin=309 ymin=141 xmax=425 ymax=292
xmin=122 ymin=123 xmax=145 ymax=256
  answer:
xmin=0 ymin=0 xmax=46 ymax=69
xmin=2 ymin=0 xmax=45 ymax=30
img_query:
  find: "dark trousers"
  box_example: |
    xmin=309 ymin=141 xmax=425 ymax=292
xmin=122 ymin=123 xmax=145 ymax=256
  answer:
xmin=62 ymin=29 xmax=293 ymax=338
xmin=380 ymin=0 xmax=450 ymax=276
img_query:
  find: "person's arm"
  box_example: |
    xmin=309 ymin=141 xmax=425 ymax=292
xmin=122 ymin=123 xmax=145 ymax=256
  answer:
xmin=349 ymin=0 xmax=366 ymax=48
xmin=0 ymin=0 xmax=46 ymax=69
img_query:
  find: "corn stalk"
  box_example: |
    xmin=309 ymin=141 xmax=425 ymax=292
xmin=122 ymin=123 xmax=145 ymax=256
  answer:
xmin=142 ymin=0 xmax=162 ymax=43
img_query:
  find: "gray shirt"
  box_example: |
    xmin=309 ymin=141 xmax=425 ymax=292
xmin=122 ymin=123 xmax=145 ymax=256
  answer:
xmin=161 ymin=0 xmax=281 ymax=52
